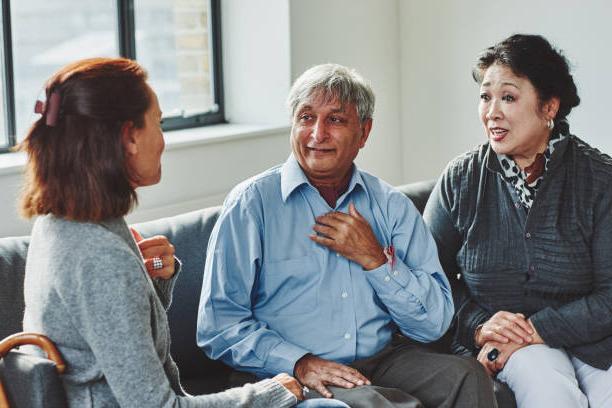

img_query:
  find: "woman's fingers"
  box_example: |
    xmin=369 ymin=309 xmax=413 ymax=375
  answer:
xmin=477 ymin=349 xmax=495 ymax=377
xmin=482 ymin=311 xmax=533 ymax=345
xmin=143 ymin=255 xmax=175 ymax=279
xmin=479 ymin=328 xmax=510 ymax=344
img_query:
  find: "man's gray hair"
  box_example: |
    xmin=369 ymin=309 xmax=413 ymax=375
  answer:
xmin=287 ymin=63 xmax=375 ymax=123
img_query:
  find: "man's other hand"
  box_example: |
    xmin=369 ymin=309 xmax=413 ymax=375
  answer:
xmin=293 ymin=354 xmax=370 ymax=398
xmin=310 ymin=202 xmax=386 ymax=270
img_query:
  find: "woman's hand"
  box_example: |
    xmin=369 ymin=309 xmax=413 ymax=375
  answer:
xmin=476 ymin=316 xmax=546 ymax=377
xmin=475 ymin=311 xmax=534 ymax=347
xmin=273 ymin=373 xmax=305 ymax=401
xmin=527 ymin=319 xmax=544 ymax=344
xmin=477 ymin=340 xmax=526 ymax=377
xmin=130 ymin=228 xmax=176 ymax=280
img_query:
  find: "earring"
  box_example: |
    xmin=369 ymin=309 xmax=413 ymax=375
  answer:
xmin=547 ymin=118 xmax=554 ymax=130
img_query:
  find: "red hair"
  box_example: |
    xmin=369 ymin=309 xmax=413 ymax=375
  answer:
xmin=19 ymin=58 xmax=150 ymax=221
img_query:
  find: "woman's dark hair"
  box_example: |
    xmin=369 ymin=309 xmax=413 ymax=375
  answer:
xmin=18 ymin=57 xmax=150 ymax=221
xmin=473 ymin=34 xmax=580 ymax=123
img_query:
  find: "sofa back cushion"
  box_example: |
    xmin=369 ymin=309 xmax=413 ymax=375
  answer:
xmin=0 ymin=236 xmax=29 ymax=340
xmin=132 ymin=207 xmax=226 ymax=380
xmin=395 ymin=180 xmax=436 ymax=214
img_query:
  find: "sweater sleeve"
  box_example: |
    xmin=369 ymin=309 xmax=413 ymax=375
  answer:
xmin=152 ymin=256 xmax=182 ymax=309
xmin=63 ymin=236 xmax=296 ymax=408
xmin=423 ymin=169 xmax=492 ymax=353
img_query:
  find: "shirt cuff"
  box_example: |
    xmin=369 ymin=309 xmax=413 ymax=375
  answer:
xmin=265 ymin=340 xmax=310 ymax=376
xmin=365 ymin=259 xmax=412 ymax=289
xmin=152 ymin=256 xmax=182 ymax=308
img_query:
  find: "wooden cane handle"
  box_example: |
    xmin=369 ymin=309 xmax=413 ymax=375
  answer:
xmin=0 ymin=332 xmax=65 ymax=374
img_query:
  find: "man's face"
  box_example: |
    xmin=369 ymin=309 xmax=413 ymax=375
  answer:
xmin=290 ymin=92 xmax=372 ymax=183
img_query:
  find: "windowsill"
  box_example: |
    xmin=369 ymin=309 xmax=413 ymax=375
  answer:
xmin=0 ymin=122 xmax=290 ymax=176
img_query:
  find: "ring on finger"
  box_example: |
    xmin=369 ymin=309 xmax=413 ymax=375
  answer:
xmin=152 ymin=257 xmax=163 ymax=270
xmin=487 ymin=348 xmax=499 ymax=362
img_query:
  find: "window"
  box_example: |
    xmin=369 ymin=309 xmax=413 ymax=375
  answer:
xmin=0 ymin=0 xmax=223 ymax=153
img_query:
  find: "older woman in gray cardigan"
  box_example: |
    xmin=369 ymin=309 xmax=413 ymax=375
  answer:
xmin=19 ymin=58 xmax=302 ymax=407
xmin=424 ymin=35 xmax=612 ymax=408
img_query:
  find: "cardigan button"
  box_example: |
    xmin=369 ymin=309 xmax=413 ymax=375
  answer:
xmin=525 ymin=232 xmax=532 ymax=239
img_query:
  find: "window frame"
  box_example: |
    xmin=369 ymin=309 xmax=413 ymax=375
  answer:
xmin=0 ymin=0 xmax=224 ymax=153
xmin=1 ymin=0 xmax=16 ymax=153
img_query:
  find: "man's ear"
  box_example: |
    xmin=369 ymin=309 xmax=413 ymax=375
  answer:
xmin=121 ymin=121 xmax=137 ymax=155
xmin=359 ymin=118 xmax=373 ymax=148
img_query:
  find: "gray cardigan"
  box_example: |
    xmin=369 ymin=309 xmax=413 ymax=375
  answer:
xmin=424 ymin=135 xmax=612 ymax=370
xmin=23 ymin=215 xmax=296 ymax=407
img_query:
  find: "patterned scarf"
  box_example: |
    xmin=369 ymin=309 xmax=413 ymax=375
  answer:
xmin=497 ymin=122 xmax=568 ymax=209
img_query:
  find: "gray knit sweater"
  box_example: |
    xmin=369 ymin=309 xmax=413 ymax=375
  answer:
xmin=424 ymin=135 xmax=612 ymax=370
xmin=23 ymin=215 xmax=296 ymax=407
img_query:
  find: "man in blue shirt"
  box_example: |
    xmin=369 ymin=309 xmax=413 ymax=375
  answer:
xmin=197 ymin=64 xmax=497 ymax=407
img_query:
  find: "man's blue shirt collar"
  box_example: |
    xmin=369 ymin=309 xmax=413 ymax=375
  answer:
xmin=280 ymin=154 xmax=367 ymax=205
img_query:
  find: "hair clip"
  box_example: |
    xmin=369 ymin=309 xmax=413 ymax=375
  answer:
xmin=33 ymin=91 xmax=62 ymax=127
xmin=34 ymin=100 xmax=44 ymax=115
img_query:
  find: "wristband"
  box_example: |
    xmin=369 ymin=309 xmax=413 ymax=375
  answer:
xmin=383 ymin=245 xmax=395 ymax=269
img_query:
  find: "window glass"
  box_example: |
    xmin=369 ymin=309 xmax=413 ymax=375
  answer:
xmin=11 ymin=0 xmax=118 ymax=140
xmin=0 ymin=30 xmax=7 ymax=148
xmin=134 ymin=0 xmax=216 ymax=118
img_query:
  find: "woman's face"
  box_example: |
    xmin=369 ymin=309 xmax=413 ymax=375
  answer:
xmin=125 ymin=86 xmax=165 ymax=187
xmin=478 ymin=63 xmax=557 ymax=168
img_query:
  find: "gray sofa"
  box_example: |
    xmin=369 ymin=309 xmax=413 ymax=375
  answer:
xmin=0 ymin=180 xmax=515 ymax=406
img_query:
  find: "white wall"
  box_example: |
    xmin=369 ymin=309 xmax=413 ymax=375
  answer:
xmin=399 ymin=0 xmax=612 ymax=182
xmin=0 ymin=0 xmax=403 ymax=237
xmin=222 ymin=0 xmax=291 ymax=125
xmin=289 ymin=0 xmax=403 ymax=185
xmin=0 ymin=0 xmax=297 ymax=237
xmin=0 ymin=165 xmax=29 ymax=236
xmin=4 ymin=0 xmax=612 ymax=237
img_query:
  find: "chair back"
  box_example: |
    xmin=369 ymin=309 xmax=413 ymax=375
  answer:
xmin=0 ymin=333 xmax=67 ymax=408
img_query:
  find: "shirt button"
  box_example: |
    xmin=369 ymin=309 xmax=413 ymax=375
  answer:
xmin=384 ymin=276 xmax=391 ymax=282
xmin=344 ymin=333 xmax=351 ymax=340
xmin=393 ymin=270 xmax=399 ymax=276
xmin=341 ymin=292 xmax=348 ymax=299
xmin=336 ymin=252 xmax=340 ymax=257
xmin=525 ymin=232 xmax=531 ymax=239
